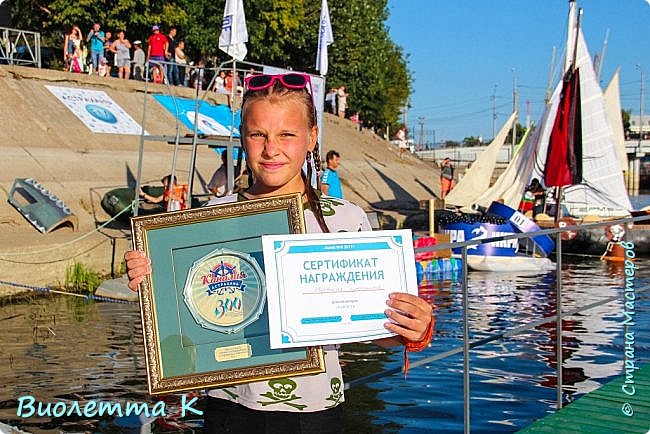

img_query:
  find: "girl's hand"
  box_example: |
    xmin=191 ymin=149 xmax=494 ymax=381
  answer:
xmin=384 ymin=292 xmax=433 ymax=343
xmin=124 ymin=250 xmax=152 ymax=291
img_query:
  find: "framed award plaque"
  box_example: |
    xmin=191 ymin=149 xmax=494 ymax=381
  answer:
xmin=131 ymin=193 xmax=324 ymax=395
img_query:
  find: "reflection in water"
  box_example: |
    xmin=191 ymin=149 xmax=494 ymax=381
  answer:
xmin=0 ymin=295 xmax=151 ymax=433
xmin=342 ymin=256 xmax=649 ymax=433
xmin=0 ymin=257 xmax=647 ymax=433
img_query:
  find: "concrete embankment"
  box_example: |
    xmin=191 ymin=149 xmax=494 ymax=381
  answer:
xmin=0 ymin=65 xmax=441 ymax=295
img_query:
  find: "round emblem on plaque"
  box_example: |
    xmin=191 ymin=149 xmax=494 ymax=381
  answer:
xmin=183 ymin=249 xmax=266 ymax=334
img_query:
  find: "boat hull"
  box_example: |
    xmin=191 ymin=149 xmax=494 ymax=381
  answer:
xmin=463 ymin=255 xmax=555 ymax=272
xmin=560 ymin=224 xmax=650 ymax=256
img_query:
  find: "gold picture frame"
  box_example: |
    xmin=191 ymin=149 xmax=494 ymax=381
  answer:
xmin=131 ymin=193 xmax=324 ymax=395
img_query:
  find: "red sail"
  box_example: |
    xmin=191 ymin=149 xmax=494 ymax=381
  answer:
xmin=544 ymin=68 xmax=583 ymax=187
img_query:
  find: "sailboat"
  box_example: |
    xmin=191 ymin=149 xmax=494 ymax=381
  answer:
xmin=459 ymin=0 xmax=649 ymax=256
xmin=438 ymin=114 xmax=555 ymax=272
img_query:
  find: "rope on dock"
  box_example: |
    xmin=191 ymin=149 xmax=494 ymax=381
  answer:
xmin=0 ymin=279 xmax=138 ymax=305
xmin=0 ymin=202 xmax=133 ymax=257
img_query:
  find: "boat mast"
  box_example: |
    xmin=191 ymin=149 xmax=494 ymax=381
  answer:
xmin=596 ymin=29 xmax=609 ymax=83
xmin=553 ymin=1 xmax=582 ymax=225
xmin=545 ymin=46 xmax=557 ymax=105
xmin=565 ymin=0 xmax=578 ymax=73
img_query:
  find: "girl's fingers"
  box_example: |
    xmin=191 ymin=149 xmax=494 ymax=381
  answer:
xmin=387 ymin=294 xmax=432 ymax=320
xmin=384 ymin=311 xmax=423 ymax=342
xmin=124 ymin=250 xmax=152 ymax=292
xmin=384 ymin=292 xmax=433 ymax=342
xmin=127 ymin=275 xmax=144 ymax=291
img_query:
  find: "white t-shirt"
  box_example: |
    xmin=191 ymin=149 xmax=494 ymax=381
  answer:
xmin=215 ymin=76 xmax=228 ymax=94
xmin=207 ymin=166 xmax=229 ymax=197
xmin=396 ymin=129 xmax=408 ymax=149
xmin=208 ymin=193 xmax=372 ymax=412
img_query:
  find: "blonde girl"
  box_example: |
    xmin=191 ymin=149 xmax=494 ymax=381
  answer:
xmin=125 ymin=73 xmax=433 ymax=433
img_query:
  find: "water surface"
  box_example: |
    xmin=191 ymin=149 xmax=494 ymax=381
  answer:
xmin=0 ymin=256 xmax=647 ymax=433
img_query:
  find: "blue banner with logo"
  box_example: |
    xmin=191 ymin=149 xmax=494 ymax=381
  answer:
xmin=442 ymin=222 xmax=519 ymax=256
xmin=153 ymin=95 xmax=241 ymax=138
xmin=487 ymin=201 xmax=554 ymax=257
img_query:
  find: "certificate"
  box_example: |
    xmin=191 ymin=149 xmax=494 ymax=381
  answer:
xmin=261 ymin=229 xmax=418 ymax=349
xmin=131 ymin=193 xmax=324 ymax=395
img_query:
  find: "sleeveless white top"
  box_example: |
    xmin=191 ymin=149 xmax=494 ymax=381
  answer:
xmin=207 ymin=194 xmax=371 ymax=412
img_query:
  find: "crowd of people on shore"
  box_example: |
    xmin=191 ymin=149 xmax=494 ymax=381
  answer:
xmin=63 ymin=22 xmax=201 ymax=87
xmin=61 ymin=23 xmax=360 ymax=117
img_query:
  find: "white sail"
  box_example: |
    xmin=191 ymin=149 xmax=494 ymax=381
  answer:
xmin=445 ymin=112 xmax=517 ymax=210
xmin=603 ymin=68 xmax=628 ymax=171
xmin=475 ymin=105 xmax=556 ymax=210
xmin=531 ymin=28 xmax=632 ymax=216
xmin=473 ymin=2 xmax=631 ymax=216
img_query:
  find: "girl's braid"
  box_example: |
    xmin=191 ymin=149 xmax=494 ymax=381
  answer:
xmin=312 ymin=147 xmax=323 ymax=191
xmin=305 ymin=150 xmax=330 ymax=233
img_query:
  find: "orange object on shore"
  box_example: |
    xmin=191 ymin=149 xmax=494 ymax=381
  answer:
xmin=164 ymin=183 xmax=188 ymax=210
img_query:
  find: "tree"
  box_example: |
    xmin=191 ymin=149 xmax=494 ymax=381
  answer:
xmin=10 ymin=0 xmax=411 ymax=129
xmin=622 ymin=109 xmax=631 ymax=131
xmin=463 ymin=136 xmax=482 ymax=147
xmin=504 ymin=122 xmax=527 ymax=146
xmin=11 ymin=0 xmax=188 ymax=49
xmin=325 ymin=0 xmax=410 ymax=131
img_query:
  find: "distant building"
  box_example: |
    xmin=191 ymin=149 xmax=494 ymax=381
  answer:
xmin=627 ymin=114 xmax=650 ymax=140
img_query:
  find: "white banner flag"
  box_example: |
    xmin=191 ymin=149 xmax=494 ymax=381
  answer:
xmin=219 ymin=0 xmax=248 ymax=61
xmin=316 ymin=0 xmax=334 ymax=75
xmin=46 ymin=85 xmax=147 ymax=135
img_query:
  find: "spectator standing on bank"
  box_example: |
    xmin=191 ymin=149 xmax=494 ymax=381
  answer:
xmin=103 ymin=31 xmax=114 ymax=76
xmin=63 ymin=25 xmax=82 ymax=72
xmin=324 ymin=88 xmax=337 ymax=114
xmin=213 ymin=70 xmax=227 ymax=94
xmin=147 ymin=25 xmax=168 ymax=83
xmin=337 ymin=85 xmax=348 ymax=118
xmin=225 ymin=70 xmax=235 ymax=94
xmin=320 ymin=150 xmax=343 ymax=199
xmin=97 ymin=57 xmax=109 ymax=77
xmin=396 ymin=126 xmax=408 ymax=158
xmin=132 ymin=40 xmax=145 ymax=80
xmin=190 ymin=59 xmax=206 ymax=90
xmin=166 ymin=27 xmax=179 ymax=85
xmin=349 ymin=111 xmax=361 ymax=130
xmin=440 ymin=158 xmax=455 ymax=199
xmin=70 ymin=42 xmax=84 ymax=74
xmin=110 ymin=30 xmax=131 ymax=79
xmin=86 ymin=23 xmax=105 ymax=75
xmin=175 ymin=40 xmax=188 ymax=86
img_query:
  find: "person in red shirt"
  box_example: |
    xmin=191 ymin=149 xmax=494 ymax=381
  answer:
xmin=147 ymin=25 xmax=168 ymax=83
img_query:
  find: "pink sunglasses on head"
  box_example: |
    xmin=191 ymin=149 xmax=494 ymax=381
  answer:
xmin=244 ymin=73 xmax=311 ymax=91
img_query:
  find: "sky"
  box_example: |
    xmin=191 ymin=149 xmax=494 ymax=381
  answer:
xmin=385 ymin=0 xmax=650 ymax=143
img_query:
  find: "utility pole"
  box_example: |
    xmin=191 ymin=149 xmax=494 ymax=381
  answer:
xmin=639 ymin=66 xmax=644 ymax=151
xmin=596 ymin=29 xmax=609 ymax=84
xmin=634 ymin=64 xmax=645 ymax=193
xmin=418 ymin=117 xmax=425 ymax=150
xmin=491 ymin=84 xmax=497 ymax=139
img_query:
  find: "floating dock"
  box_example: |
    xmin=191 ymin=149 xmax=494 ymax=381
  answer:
xmin=518 ymin=364 xmax=649 ymax=433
